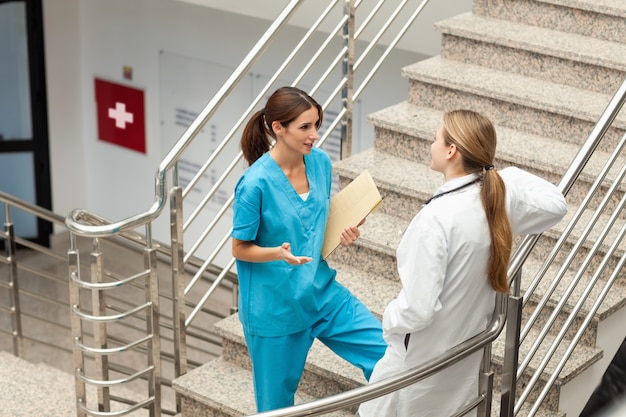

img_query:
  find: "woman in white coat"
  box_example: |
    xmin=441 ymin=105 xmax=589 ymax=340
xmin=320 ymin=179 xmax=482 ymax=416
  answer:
xmin=358 ymin=110 xmax=568 ymax=417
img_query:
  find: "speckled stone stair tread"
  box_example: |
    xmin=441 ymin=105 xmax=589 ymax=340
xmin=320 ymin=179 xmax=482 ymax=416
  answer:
xmin=335 ymin=147 xmax=440 ymax=200
xmin=437 ymin=12 xmax=626 ymax=72
xmin=402 ymin=57 xmax=626 ymax=131
xmin=556 ymin=205 xmax=626 ymax=257
xmin=473 ymin=0 xmax=626 ymax=45
xmin=491 ymin=321 xmax=602 ymax=386
xmin=519 ymin=252 xmax=626 ymax=324
xmin=173 ymin=357 xmax=354 ymax=417
xmin=333 ymin=148 xmax=573 ymax=247
xmin=366 ymin=102 xmax=622 ymax=182
xmin=0 ymin=352 xmax=77 ymax=417
xmin=210 ymin=314 xmax=365 ymax=394
xmin=340 ymin=211 xmax=406 ymax=258
xmin=331 ymin=259 xmax=402 ymax=319
xmin=491 ymin=400 xmax=566 ymax=417
xmin=333 ymin=148 xmax=440 ymax=210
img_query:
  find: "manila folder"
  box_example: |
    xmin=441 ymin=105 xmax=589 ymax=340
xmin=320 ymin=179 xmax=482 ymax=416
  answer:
xmin=322 ymin=170 xmax=383 ymax=259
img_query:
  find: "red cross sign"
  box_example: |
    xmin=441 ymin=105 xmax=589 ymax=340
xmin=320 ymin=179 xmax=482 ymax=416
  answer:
xmin=94 ymin=78 xmax=146 ymax=154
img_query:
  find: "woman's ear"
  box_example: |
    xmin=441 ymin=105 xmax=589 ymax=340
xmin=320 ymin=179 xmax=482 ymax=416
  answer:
xmin=446 ymin=143 xmax=458 ymax=160
xmin=271 ymin=120 xmax=283 ymax=136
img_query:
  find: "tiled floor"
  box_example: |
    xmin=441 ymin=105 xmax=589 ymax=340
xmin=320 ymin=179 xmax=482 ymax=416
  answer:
xmin=0 ymin=231 xmax=232 ymax=416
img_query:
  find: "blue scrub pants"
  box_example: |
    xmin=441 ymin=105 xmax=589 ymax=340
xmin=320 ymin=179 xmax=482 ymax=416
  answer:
xmin=243 ymin=294 xmax=387 ymax=412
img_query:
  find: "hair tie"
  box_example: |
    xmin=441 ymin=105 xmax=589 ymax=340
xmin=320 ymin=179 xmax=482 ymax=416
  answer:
xmin=484 ymin=165 xmax=495 ymax=171
xmin=261 ymin=110 xmax=270 ymax=130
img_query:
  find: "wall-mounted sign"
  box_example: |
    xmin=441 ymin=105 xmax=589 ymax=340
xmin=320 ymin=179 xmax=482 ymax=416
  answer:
xmin=94 ymin=77 xmax=146 ymax=153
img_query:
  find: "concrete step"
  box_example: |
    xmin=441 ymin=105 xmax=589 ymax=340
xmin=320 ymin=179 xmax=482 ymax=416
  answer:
xmin=206 ymin=297 xmax=600 ymax=416
xmin=200 ymin=316 xmax=365 ymax=412
xmin=335 ymin=206 xmax=626 ymax=344
xmin=518 ymin=253 xmax=606 ymax=347
xmin=333 ymin=148 xmax=438 ymax=222
xmin=437 ymin=12 xmax=626 ymax=94
xmin=366 ymin=102 xmax=626 ymax=213
xmin=402 ymin=56 xmax=626 ymax=154
xmin=173 ymin=355 xmax=567 ymax=417
xmin=492 ymin=324 xmax=602 ymax=412
xmin=172 ymin=354 xmax=568 ymax=417
xmin=172 ymin=357 xmax=355 ymax=417
xmin=472 ymin=0 xmax=626 ymax=44
xmin=332 ymin=149 xmax=571 ymax=257
xmin=344 ymin=203 xmax=626 ymax=338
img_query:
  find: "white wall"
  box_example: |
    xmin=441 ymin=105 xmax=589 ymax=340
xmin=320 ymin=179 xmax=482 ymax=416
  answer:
xmin=42 ymin=0 xmax=470 ymax=233
xmin=43 ymin=0 xmax=85 ymax=230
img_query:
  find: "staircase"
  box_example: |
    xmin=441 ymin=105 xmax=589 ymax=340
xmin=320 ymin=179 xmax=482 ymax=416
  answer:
xmin=173 ymin=0 xmax=626 ymax=416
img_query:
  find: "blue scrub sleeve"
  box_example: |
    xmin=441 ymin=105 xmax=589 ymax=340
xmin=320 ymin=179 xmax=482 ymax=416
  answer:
xmin=232 ymin=175 xmax=261 ymax=242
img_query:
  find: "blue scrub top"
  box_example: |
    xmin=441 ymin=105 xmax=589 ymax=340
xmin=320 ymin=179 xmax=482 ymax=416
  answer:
xmin=232 ymin=147 xmax=350 ymax=336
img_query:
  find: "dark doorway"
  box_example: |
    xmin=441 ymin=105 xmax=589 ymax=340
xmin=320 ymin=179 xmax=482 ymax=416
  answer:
xmin=0 ymin=0 xmax=52 ymax=247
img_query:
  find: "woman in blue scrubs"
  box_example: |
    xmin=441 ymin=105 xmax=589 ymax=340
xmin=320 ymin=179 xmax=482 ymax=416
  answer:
xmin=231 ymin=86 xmax=387 ymax=412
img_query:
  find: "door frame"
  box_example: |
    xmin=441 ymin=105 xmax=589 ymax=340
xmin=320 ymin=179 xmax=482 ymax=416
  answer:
xmin=1 ymin=0 xmax=52 ymax=247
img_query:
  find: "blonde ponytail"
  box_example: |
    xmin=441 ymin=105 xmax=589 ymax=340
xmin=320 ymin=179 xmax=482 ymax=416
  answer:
xmin=443 ymin=110 xmax=512 ymax=293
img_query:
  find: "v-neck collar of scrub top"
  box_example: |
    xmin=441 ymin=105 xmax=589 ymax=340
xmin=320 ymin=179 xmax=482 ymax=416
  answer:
xmin=264 ymin=151 xmax=319 ymax=231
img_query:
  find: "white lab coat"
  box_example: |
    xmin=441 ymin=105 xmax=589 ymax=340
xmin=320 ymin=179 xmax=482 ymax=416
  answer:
xmin=358 ymin=167 xmax=568 ymax=417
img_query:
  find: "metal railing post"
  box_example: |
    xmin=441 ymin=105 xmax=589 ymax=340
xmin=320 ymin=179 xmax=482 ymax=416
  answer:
xmin=500 ymin=268 xmax=523 ymax=417
xmin=477 ymin=344 xmax=494 ymax=417
xmin=4 ymin=207 xmax=24 ymax=358
xmin=170 ymin=185 xmax=186 ymax=413
xmin=340 ymin=0 xmax=355 ymax=160
xmin=90 ymin=238 xmax=111 ymax=413
xmin=68 ymin=233 xmax=87 ymax=417
xmin=145 ymin=224 xmax=162 ymax=417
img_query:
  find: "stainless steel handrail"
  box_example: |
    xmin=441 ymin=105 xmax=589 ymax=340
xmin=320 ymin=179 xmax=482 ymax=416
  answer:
xmin=0 ymin=185 xmax=220 ymax=416
xmin=0 ymin=190 xmax=65 ymax=224
xmin=32 ymin=2 xmax=626 ymax=417
xmin=519 ymin=132 xmax=626 ymax=374
xmin=503 ymin=80 xmax=626 ymax=298
xmin=504 ymin=78 xmax=626 ymax=416
xmin=521 ymin=192 xmax=626 ymax=416
xmin=527 ymin=233 xmax=626 ymax=416
xmin=181 ymin=0 xmax=433 ymax=330
xmin=237 ymin=77 xmax=626 ymax=417
xmin=65 ymin=0 xmax=305 ymax=237
xmin=247 ymin=293 xmax=507 ymax=417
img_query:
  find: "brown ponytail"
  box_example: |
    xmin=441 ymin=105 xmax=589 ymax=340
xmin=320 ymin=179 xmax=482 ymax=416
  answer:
xmin=241 ymin=110 xmax=272 ymax=166
xmin=442 ymin=110 xmax=512 ymax=293
xmin=240 ymin=86 xmax=323 ymax=166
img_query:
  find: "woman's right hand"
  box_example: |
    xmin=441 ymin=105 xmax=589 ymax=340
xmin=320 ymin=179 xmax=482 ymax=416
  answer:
xmin=279 ymin=242 xmax=312 ymax=265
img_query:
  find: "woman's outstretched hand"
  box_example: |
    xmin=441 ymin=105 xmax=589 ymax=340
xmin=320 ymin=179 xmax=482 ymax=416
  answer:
xmin=279 ymin=242 xmax=313 ymax=265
